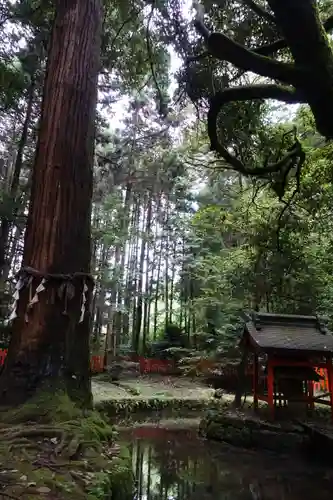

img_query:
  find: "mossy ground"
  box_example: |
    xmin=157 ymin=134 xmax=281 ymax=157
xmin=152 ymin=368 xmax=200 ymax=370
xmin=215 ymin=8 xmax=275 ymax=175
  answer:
xmin=93 ymin=374 xmax=222 ymax=416
xmin=0 ymin=388 xmax=134 ymax=499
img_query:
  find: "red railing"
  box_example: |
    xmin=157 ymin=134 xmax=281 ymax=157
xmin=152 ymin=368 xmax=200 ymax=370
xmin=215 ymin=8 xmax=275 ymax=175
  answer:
xmin=138 ymin=357 xmax=174 ymax=374
xmin=0 ymin=348 xmax=7 ymax=366
xmin=0 ymin=347 xmax=329 ymax=389
xmin=0 ymin=350 xmax=174 ymax=375
xmin=0 ymin=348 xmax=105 ymax=374
xmin=91 ymin=354 xmax=104 ymax=373
xmin=314 ymin=367 xmax=329 ymax=392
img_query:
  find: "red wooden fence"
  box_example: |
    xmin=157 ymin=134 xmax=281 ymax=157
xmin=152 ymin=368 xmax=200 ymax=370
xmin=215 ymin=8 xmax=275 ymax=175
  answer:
xmin=138 ymin=357 xmax=174 ymax=374
xmin=0 ymin=348 xmax=330 ymax=388
xmin=314 ymin=367 xmax=329 ymax=392
xmin=0 ymin=348 xmax=106 ymax=374
xmin=90 ymin=355 xmax=104 ymax=373
xmin=0 ymin=348 xmax=7 ymax=367
xmin=0 ymin=349 xmax=174 ymax=375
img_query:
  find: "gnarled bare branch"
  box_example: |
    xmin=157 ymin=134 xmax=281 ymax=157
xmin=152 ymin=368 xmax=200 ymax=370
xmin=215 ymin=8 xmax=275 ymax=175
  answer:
xmin=207 ymin=84 xmax=306 ymax=175
xmin=193 ymin=16 xmax=308 ymax=87
xmin=206 ymin=32 xmax=307 ymax=86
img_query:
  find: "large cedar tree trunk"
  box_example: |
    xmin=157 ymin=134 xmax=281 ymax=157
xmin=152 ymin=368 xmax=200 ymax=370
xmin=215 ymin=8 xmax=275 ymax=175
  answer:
xmin=0 ymin=0 xmax=102 ymax=407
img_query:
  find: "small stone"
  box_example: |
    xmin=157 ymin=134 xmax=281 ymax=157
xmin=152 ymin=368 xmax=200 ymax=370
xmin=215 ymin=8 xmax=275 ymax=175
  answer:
xmin=20 ymin=475 xmax=27 ymax=481
xmin=37 ymin=486 xmax=51 ymax=493
xmin=50 ymin=437 xmax=58 ymax=444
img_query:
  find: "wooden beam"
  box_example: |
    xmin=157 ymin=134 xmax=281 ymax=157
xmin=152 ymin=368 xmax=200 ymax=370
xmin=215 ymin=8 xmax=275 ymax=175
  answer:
xmin=253 ymin=353 xmax=259 ymax=411
xmin=267 ymin=357 xmax=274 ymax=419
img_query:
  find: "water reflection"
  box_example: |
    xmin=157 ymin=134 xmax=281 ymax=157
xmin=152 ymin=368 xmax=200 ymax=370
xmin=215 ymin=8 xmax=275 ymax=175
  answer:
xmin=119 ymin=424 xmax=333 ymax=500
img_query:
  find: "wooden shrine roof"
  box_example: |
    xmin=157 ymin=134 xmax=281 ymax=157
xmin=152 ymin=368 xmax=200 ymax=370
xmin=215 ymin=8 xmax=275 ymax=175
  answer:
xmin=244 ymin=312 xmax=333 ymax=355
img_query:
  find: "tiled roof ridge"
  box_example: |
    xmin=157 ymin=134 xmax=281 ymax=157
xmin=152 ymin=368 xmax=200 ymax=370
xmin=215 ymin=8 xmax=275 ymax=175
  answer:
xmin=249 ymin=311 xmax=329 ymax=335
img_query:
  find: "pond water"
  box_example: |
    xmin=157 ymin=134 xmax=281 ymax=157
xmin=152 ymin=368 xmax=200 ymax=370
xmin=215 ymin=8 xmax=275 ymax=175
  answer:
xmin=118 ymin=418 xmax=333 ymax=500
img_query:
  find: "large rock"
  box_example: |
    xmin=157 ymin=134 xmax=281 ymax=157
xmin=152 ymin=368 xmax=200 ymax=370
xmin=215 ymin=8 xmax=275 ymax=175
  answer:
xmin=200 ymin=410 xmax=305 ymax=453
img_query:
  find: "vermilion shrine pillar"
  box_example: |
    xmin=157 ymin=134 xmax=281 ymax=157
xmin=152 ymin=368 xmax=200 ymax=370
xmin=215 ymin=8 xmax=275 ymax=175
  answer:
xmin=325 ymin=355 xmax=333 ymax=421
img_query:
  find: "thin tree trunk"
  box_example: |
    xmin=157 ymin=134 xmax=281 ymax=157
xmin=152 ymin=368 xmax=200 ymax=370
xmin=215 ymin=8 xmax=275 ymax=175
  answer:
xmin=109 ymin=249 xmax=120 ymax=353
xmin=142 ymin=255 xmax=151 ymax=345
xmin=90 ymin=206 xmax=100 ymax=338
xmin=123 ymin=244 xmax=133 ymax=341
xmin=113 ymin=183 xmax=132 ymax=345
xmin=0 ymin=77 xmax=36 ymax=279
xmin=94 ymin=243 xmax=109 ymax=347
xmin=4 ymin=225 xmax=22 ymax=281
xmin=169 ymin=239 xmax=177 ymax=323
xmin=135 ymin=192 xmax=152 ymax=352
xmin=0 ymin=0 xmax=102 ymax=407
xmin=143 ymin=207 xmax=158 ymax=344
xmin=180 ymin=236 xmax=186 ymax=331
xmin=189 ymin=279 xmax=196 ymax=337
xmin=131 ymin=198 xmax=142 ymax=352
xmin=164 ymin=201 xmax=169 ymax=329
xmin=153 ymin=235 xmax=162 ymax=340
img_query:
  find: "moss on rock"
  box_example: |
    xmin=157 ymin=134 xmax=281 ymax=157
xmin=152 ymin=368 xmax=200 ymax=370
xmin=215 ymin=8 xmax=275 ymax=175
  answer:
xmin=200 ymin=408 xmax=305 ymax=453
xmin=96 ymin=396 xmax=223 ymax=417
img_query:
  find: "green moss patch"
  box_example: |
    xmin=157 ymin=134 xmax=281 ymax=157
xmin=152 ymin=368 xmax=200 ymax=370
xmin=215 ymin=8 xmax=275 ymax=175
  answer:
xmin=92 ymin=375 xmax=214 ymax=404
xmin=199 ymin=406 xmax=306 ymax=453
xmin=92 ymin=376 xmax=223 ymax=416
xmin=96 ymin=395 xmax=223 ymax=417
xmin=0 ymin=389 xmax=134 ymax=499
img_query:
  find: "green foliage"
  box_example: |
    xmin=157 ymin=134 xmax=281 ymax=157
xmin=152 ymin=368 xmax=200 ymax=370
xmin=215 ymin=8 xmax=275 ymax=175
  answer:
xmin=0 ymin=58 xmax=27 ymax=109
xmin=178 ymin=104 xmax=333 ymax=353
xmin=164 ymin=323 xmax=182 ymax=341
xmin=87 ymin=448 xmax=134 ymax=500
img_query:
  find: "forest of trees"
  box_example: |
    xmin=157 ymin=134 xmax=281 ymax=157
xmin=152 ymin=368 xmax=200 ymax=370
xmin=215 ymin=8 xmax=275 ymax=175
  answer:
xmin=1 ymin=0 xmax=333 ymax=406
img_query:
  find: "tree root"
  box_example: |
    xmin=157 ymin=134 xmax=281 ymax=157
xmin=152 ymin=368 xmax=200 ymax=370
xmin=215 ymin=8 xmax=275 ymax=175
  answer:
xmin=69 ymin=470 xmax=87 ymax=487
xmin=65 ymin=435 xmax=81 ymax=459
xmin=3 ymin=427 xmax=65 ymax=441
xmin=0 ymin=403 xmax=125 ymax=500
xmin=55 ymin=431 xmax=68 ymax=455
xmin=0 ymin=493 xmax=21 ymax=500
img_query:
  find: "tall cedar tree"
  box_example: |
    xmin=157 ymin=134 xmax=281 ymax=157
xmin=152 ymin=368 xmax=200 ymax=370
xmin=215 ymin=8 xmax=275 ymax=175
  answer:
xmin=0 ymin=0 xmax=102 ymax=407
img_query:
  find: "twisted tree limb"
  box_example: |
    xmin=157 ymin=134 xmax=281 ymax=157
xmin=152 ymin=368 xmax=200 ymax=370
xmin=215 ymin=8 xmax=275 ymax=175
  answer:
xmin=207 ymin=32 xmax=307 ymax=86
xmin=254 ymin=14 xmax=333 ymax=56
xmin=193 ymin=10 xmax=308 ymax=87
xmin=193 ymin=0 xmax=333 ymax=143
xmin=207 ymin=84 xmax=306 ymax=175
